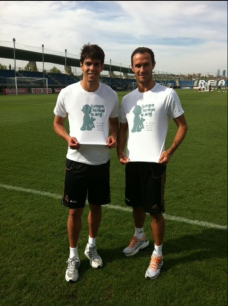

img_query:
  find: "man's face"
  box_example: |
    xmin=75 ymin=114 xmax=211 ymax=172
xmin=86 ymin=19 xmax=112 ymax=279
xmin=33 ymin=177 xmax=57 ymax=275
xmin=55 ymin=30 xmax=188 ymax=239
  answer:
xmin=131 ymin=52 xmax=156 ymax=85
xmin=80 ymin=57 xmax=104 ymax=83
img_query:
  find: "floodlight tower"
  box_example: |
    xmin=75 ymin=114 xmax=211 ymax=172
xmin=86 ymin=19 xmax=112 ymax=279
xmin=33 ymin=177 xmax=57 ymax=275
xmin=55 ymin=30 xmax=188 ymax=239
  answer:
xmin=13 ymin=38 xmax=17 ymax=95
xmin=65 ymin=49 xmax=67 ymax=87
xmin=110 ymin=59 xmax=112 ymax=87
xmin=42 ymin=44 xmax=44 ymax=79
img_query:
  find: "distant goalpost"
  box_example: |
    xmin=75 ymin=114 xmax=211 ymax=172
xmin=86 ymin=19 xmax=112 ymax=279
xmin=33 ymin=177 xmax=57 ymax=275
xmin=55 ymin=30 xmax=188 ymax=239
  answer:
xmin=4 ymin=77 xmax=49 ymax=94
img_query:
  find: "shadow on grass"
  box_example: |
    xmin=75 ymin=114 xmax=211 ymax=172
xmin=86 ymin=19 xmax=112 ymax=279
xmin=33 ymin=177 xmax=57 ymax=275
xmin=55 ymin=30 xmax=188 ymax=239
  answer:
xmin=76 ymin=227 xmax=227 ymax=279
xmin=163 ymin=227 xmax=227 ymax=272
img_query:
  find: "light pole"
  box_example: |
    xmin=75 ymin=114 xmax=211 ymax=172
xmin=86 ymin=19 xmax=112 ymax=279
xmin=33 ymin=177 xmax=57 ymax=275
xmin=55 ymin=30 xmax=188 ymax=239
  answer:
xmin=42 ymin=44 xmax=44 ymax=79
xmin=65 ymin=49 xmax=67 ymax=87
xmin=13 ymin=38 xmax=17 ymax=95
xmin=110 ymin=59 xmax=112 ymax=86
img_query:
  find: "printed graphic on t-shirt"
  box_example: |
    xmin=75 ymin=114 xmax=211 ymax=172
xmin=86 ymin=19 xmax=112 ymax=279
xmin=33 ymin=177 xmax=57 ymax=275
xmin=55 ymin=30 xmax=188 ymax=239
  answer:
xmin=80 ymin=104 xmax=96 ymax=131
xmin=80 ymin=104 xmax=105 ymax=131
xmin=131 ymin=104 xmax=155 ymax=133
xmin=131 ymin=105 xmax=145 ymax=132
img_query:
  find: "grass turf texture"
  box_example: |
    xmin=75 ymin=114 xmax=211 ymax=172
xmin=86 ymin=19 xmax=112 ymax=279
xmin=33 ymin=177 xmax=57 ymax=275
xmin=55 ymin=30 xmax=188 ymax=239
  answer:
xmin=0 ymin=89 xmax=227 ymax=306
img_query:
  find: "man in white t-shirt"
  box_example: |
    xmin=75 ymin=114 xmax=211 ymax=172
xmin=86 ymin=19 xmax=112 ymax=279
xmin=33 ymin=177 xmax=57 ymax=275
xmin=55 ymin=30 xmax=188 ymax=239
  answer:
xmin=117 ymin=47 xmax=188 ymax=280
xmin=53 ymin=44 xmax=119 ymax=283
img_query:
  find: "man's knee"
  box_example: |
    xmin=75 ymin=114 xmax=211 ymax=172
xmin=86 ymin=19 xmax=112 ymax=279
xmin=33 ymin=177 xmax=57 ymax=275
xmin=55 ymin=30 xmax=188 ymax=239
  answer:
xmin=68 ymin=208 xmax=83 ymax=219
xmin=150 ymin=212 xmax=164 ymax=222
xmin=89 ymin=204 xmax=102 ymax=212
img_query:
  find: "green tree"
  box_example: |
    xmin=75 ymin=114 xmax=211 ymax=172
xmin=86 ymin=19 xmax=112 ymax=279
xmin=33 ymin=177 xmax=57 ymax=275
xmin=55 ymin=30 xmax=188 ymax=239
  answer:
xmin=50 ymin=66 xmax=61 ymax=74
xmin=24 ymin=63 xmax=30 ymax=71
xmin=0 ymin=63 xmax=7 ymax=70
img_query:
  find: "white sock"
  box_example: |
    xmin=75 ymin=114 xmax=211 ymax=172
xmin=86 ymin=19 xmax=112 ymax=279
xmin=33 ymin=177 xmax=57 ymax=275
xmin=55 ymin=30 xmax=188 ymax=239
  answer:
xmin=153 ymin=244 xmax=163 ymax=256
xmin=134 ymin=227 xmax=144 ymax=239
xmin=69 ymin=246 xmax=78 ymax=259
xmin=88 ymin=236 xmax=96 ymax=247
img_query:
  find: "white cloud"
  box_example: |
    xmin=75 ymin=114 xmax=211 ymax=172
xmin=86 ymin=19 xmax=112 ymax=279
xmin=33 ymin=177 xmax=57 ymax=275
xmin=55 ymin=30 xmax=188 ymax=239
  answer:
xmin=0 ymin=1 xmax=227 ymax=75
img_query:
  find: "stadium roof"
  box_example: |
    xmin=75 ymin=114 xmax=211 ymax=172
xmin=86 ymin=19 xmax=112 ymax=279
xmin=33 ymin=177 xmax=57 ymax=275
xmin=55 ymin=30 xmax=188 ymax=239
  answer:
xmin=0 ymin=46 xmax=130 ymax=73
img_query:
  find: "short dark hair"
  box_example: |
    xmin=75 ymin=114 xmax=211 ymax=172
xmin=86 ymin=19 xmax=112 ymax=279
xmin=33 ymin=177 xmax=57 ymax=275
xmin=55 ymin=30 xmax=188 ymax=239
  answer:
xmin=131 ymin=47 xmax=155 ymax=65
xmin=80 ymin=44 xmax=105 ymax=65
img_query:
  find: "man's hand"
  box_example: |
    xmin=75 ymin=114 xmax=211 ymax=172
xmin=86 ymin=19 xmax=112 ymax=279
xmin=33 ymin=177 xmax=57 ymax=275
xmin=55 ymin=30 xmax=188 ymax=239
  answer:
xmin=158 ymin=151 xmax=171 ymax=164
xmin=107 ymin=136 xmax=117 ymax=149
xmin=118 ymin=152 xmax=130 ymax=164
xmin=68 ymin=137 xmax=80 ymax=150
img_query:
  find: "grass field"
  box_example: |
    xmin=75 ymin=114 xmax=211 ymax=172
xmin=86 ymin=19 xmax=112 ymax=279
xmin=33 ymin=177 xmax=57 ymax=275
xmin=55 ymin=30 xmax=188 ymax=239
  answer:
xmin=0 ymin=89 xmax=227 ymax=306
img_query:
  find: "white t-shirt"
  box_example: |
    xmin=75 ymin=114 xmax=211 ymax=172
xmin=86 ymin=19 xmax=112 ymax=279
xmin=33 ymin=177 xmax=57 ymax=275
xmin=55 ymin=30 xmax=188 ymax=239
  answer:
xmin=120 ymin=83 xmax=184 ymax=163
xmin=54 ymin=82 xmax=119 ymax=165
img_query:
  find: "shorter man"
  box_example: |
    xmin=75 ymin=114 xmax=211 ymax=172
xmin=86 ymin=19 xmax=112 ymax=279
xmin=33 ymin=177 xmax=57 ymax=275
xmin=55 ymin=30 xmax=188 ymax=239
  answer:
xmin=117 ymin=47 xmax=188 ymax=280
xmin=53 ymin=44 xmax=119 ymax=282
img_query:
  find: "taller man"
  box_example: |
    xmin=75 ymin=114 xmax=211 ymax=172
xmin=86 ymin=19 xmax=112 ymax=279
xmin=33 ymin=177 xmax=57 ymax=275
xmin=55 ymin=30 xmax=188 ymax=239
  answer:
xmin=117 ymin=47 xmax=188 ymax=280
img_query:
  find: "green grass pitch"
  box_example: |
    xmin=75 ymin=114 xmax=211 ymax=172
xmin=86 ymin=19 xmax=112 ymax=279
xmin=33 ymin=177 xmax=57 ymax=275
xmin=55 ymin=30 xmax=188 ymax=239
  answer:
xmin=0 ymin=89 xmax=227 ymax=306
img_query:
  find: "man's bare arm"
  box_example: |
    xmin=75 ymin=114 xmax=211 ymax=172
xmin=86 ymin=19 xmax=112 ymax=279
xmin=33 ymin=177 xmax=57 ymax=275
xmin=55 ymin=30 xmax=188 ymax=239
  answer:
xmin=158 ymin=114 xmax=188 ymax=164
xmin=117 ymin=122 xmax=130 ymax=164
xmin=53 ymin=115 xmax=80 ymax=149
xmin=107 ymin=117 xmax=119 ymax=149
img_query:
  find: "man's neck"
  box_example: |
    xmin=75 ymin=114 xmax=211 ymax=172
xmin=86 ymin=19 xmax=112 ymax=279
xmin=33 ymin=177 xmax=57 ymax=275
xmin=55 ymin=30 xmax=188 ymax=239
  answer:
xmin=137 ymin=80 xmax=156 ymax=92
xmin=80 ymin=80 xmax=100 ymax=92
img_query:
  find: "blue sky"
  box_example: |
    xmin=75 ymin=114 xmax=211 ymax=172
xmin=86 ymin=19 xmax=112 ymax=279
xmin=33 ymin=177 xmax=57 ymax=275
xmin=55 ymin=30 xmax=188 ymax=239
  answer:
xmin=0 ymin=1 xmax=227 ymax=75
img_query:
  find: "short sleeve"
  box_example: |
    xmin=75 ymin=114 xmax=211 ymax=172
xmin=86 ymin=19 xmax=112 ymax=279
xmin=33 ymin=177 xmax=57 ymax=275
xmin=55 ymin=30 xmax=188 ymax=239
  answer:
xmin=109 ymin=91 xmax=119 ymax=118
xmin=167 ymin=90 xmax=184 ymax=119
xmin=53 ymin=89 xmax=67 ymax=118
xmin=120 ymin=97 xmax=127 ymax=123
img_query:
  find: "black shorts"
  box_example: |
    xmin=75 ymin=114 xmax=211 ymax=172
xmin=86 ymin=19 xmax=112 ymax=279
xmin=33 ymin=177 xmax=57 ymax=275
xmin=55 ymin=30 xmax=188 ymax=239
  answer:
xmin=61 ymin=159 xmax=111 ymax=209
xmin=125 ymin=162 xmax=166 ymax=214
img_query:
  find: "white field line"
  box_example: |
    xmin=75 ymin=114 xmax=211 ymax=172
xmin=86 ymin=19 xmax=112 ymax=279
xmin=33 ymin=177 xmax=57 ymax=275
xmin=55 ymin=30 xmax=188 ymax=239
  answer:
xmin=37 ymin=103 xmax=55 ymax=105
xmin=0 ymin=183 xmax=227 ymax=231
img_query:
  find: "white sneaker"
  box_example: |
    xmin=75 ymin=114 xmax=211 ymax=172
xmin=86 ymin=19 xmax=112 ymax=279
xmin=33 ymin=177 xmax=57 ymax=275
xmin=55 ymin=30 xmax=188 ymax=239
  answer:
xmin=123 ymin=235 xmax=149 ymax=256
xmin=65 ymin=256 xmax=80 ymax=282
xmin=84 ymin=243 xmax=103 ymax=268
xmin=145 ymin=251 xmax=163 ymax=280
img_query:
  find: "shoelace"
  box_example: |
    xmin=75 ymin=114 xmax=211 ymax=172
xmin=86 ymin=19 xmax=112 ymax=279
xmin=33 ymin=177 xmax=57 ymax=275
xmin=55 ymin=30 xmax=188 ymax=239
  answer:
xmin=88 ymin=246 xmax=100 ymax=260
xmin=129 ymin=237 xmax=138 ymax=247
xmin=149 ymin=256 xmax=162 ymax=271
xmin=67 ymin=257 xmax=80 ymax=271
xmin=129 ymin=236 xmax=143 ymax=247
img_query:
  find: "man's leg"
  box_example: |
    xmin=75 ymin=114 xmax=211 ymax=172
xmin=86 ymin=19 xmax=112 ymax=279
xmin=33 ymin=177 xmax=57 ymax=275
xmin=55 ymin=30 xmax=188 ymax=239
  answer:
xmin=145 ymin=213 xmax=165 ymax=280
xmin=133 ymin=205 xmax=147 ymax=237
xmin=67 ymin=208 xmax=84 ymax=247
xmin=123 ymin=163 xmax=149 ymax=256
xmin=144 ymin=163 xmax=166 ymax=279
xmin=88 ymin=203 xmax=102 ymax=238
xmin=84 ymin=204 xmax=103 ymax=268
xmin=133 ymin=206 xmax=146 ymax=228
xmin=150 ymin=213 xmax=165 ymax=247
xmin=65 ymin=208 xmax=83 ymax=283
xmin=123 ymin=206 xmax=149 ymax=256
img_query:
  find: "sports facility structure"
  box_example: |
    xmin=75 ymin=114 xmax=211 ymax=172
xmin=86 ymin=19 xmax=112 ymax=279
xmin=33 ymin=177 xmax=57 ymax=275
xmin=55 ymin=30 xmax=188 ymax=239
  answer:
xmin=0 ymin=45 xmax=227 ymax=94
xmin=0 ymin=76 xmax=48 ymax=95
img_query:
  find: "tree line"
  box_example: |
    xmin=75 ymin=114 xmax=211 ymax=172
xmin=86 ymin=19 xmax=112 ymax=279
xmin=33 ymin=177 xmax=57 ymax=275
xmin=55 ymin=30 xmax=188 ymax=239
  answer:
xmin=0 ymin=63 xmax=61 ymax=73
